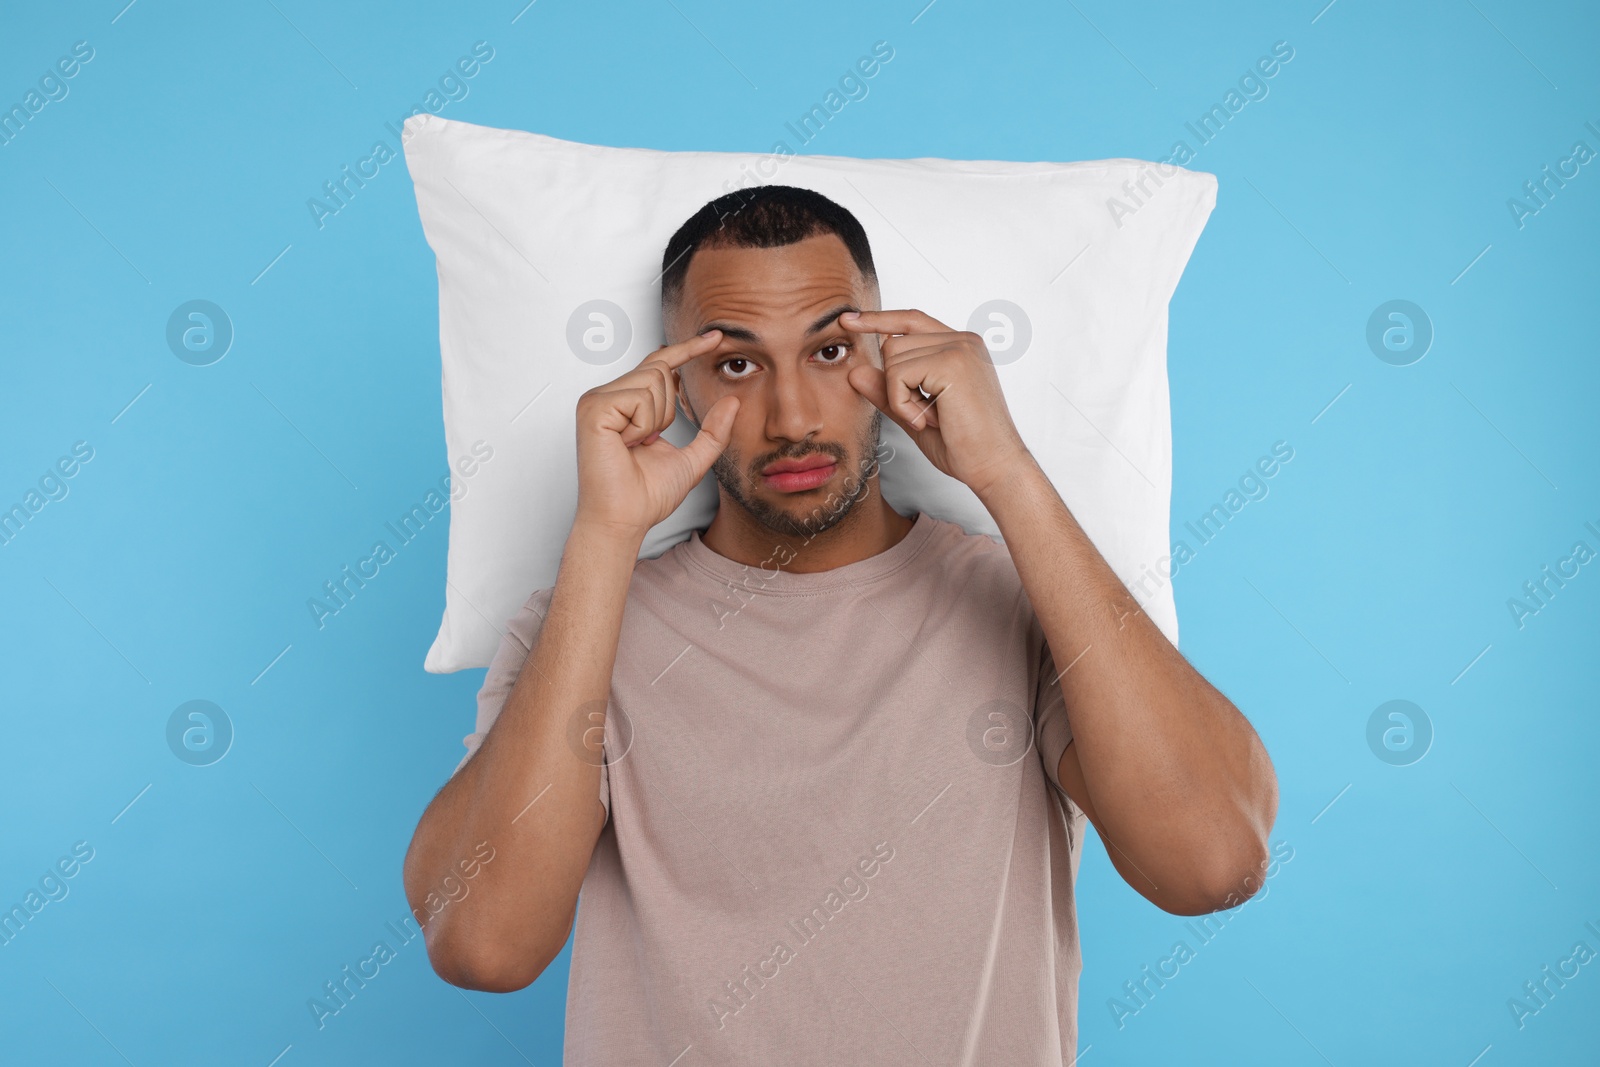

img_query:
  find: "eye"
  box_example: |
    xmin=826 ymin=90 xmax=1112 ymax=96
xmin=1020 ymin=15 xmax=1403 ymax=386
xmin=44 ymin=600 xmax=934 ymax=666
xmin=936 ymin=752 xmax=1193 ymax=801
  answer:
xmin=715 ymin=357 xmax=757 ymax=381
xmin=815 ymin=343 xmax=851 ymax=364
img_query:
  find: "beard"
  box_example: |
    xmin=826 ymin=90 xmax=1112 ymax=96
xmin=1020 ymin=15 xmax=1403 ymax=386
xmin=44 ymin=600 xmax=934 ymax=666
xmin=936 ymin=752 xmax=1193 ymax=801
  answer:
xmin=711 ymin=406 xmax=884 ymax=541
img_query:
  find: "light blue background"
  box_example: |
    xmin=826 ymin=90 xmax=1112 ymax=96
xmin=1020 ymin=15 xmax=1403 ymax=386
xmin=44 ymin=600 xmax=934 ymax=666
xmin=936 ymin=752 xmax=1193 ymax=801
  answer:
xmin=2 ymin=1 xmax=1596 ymax=1064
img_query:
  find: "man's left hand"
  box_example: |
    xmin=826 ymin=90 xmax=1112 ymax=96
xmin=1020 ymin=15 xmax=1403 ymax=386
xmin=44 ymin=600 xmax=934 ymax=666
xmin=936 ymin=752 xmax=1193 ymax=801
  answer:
xmin=841 ymin=308 xmax=1031 ymax=497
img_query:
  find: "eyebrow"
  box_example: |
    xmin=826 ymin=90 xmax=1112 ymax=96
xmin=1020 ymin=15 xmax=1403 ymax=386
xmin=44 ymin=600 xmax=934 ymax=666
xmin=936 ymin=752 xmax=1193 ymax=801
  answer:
xmin=697 ymin=303 xmax=859 ymax=345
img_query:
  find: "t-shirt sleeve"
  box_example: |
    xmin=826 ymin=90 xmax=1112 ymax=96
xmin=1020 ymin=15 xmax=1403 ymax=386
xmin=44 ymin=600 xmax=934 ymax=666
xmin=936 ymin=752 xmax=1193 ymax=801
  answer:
xmin=1031 ymin=613 xmax=1076 ymax=804
xmin=450 ymin=586 xmax=611 ymax=821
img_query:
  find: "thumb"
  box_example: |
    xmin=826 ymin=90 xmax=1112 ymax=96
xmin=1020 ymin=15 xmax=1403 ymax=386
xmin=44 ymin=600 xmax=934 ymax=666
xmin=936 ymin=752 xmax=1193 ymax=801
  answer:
xmin=678 ymin=394 xmax=740 ymax=478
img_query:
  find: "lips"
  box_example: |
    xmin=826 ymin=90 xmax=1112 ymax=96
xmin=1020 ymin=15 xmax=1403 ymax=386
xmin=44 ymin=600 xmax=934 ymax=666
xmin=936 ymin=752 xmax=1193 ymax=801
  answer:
xmin=762 ymin=454 xmax=835 ymax=475
xmin=760 ymin=453 xmax=838 ymax=493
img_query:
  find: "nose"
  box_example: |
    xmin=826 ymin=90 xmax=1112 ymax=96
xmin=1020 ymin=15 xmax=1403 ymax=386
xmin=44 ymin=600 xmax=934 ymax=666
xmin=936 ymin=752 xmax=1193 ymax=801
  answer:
xmin=762 ymin=363 xmax=825 ymax=447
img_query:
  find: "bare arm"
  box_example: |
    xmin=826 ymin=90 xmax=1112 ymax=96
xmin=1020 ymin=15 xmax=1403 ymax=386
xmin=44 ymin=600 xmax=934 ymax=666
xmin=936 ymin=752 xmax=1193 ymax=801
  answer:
xmin=980 ymin=455 xmax=1279 ymax=916
xmin=833 ymin=306 xmax=1277 ymax=916
xmin=402 ymin=521 xmax=640 ymax=991
xmin=402 ymin=327 xmax=739 ymax=992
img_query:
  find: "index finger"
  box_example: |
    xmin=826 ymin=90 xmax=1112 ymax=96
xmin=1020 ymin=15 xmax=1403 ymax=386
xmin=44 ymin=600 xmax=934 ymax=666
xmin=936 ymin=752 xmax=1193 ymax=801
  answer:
xmin=839 ymin=309 xmax=950 ymax=336
xmin=641 ymin=329 xmax=722 ymax=372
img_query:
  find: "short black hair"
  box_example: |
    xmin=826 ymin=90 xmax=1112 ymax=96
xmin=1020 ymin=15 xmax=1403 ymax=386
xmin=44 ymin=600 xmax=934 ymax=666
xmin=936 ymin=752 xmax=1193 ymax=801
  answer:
xmin=659 ymin=184 xmax=877 ymax=324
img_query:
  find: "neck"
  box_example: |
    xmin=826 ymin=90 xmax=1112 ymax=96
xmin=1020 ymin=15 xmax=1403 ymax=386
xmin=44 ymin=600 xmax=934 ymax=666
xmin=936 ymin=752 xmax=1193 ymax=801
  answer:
xmin=701 ymin=482 xmax=914 ymax=573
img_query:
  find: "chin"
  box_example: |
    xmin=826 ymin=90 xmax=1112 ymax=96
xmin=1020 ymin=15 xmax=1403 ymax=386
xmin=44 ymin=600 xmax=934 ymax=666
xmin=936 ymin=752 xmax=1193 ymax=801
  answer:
xmin=758 ymin=472 xmax=872 ymax=540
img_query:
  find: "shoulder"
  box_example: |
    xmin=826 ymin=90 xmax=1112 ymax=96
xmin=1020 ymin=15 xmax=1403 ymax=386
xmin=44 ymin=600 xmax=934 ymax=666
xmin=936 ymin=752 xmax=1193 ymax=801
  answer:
xmin=631 ymin=532 xmax=696 ymax=583
xmin=496 ymin=584 xmax=556 ymax=658
xmin=926 ymin=516 xmax=1024 ymax=590
xmin=925 ymin=519 xmax=1048 ymax=654
xmin=497 ymin=534 xmax=693 ymax=652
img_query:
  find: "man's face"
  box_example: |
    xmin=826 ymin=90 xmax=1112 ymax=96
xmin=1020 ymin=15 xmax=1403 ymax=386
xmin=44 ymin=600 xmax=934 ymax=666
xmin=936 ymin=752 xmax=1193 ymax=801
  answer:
xmin=667 ymin=232 xmax=883 ymax=540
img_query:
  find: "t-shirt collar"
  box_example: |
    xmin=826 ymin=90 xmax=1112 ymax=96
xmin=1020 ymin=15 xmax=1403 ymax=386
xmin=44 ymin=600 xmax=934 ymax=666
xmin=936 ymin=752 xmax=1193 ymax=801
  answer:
xmin=679 ymin=510 xmax=939 ymax=595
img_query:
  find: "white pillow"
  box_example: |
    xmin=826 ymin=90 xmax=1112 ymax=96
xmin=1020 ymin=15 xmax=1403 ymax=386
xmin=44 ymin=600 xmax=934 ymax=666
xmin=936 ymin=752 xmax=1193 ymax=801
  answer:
xmin=402 ymin=114 xmax=1215 ymax=672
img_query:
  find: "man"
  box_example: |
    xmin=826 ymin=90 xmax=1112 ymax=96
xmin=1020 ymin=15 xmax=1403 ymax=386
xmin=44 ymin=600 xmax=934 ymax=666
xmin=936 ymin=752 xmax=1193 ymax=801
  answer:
xmin=403 ymin=185 xmax=1278 ymax=1064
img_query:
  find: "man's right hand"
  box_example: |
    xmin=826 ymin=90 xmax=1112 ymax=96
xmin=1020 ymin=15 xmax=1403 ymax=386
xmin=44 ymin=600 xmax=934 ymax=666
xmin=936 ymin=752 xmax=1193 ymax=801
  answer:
xmin=574 ymin=329 xmax=739 ymax=540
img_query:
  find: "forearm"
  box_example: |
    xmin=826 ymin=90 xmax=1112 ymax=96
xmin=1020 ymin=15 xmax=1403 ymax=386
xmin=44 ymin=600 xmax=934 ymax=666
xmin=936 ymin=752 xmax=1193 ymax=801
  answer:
xmin=403 ymin=521 xmax=639 ymax=990
xmin=977 ymin=455 xmax=1277 ymax=904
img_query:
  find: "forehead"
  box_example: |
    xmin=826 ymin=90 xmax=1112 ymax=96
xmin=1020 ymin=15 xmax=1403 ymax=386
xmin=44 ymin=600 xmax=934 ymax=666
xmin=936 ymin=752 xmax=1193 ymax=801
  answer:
xmin=674 ymin=232 xmax=872 ymax=337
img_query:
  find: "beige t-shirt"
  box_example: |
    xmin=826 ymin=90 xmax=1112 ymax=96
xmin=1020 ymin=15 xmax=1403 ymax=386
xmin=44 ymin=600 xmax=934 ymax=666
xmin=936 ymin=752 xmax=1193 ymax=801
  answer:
xmin=456 ymin=510 xmax=1088 ymax=1064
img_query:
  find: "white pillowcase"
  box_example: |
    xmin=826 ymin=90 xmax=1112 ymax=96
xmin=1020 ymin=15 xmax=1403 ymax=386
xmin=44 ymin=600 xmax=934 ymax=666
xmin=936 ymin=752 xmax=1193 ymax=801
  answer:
xmin=402 ymin=114 xmax=1215 ymax=672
